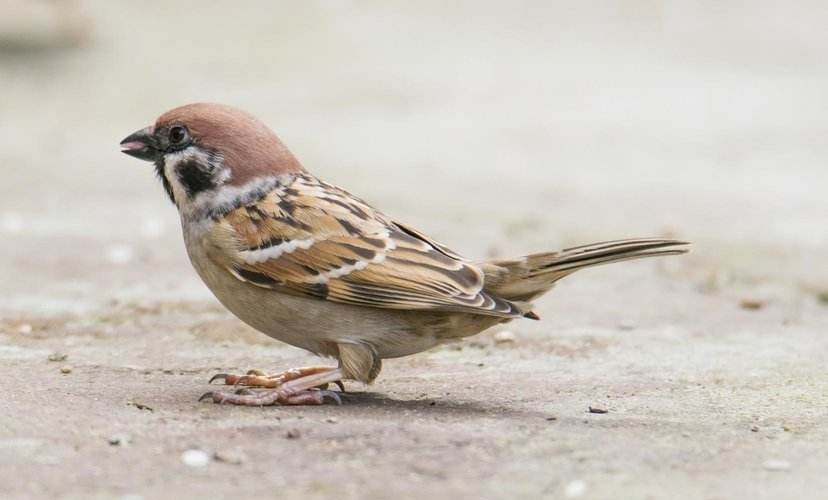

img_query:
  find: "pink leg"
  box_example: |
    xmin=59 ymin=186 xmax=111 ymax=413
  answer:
xmin=201 ymin=388 xmax=341 ymax=406
xmin=200 ymin=368 xmax=346 ymax=406
xmin=208 ymin=366 xmax=343 ymax=391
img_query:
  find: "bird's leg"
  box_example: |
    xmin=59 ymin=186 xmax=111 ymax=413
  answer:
xmin=200 ymin=368 xmax=346 ymax=406
xmin=208 ymin=366 xmax=344 ymax=391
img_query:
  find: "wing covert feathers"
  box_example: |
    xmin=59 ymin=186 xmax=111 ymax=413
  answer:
xmin=210 ymin=174 xmax=527 ymax=318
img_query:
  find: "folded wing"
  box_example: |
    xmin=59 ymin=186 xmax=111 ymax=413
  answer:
xmin=208 ymin=174 xmax=525 ymax=318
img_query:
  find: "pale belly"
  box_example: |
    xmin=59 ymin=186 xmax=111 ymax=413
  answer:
xmin=184 ymin=238 xmax=447 ymax=359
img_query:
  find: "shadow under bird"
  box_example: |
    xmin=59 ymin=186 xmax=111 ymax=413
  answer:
xmin=120 ymin=103 xmax=688 ymax=406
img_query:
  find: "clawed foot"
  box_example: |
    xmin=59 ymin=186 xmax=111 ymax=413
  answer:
xmin=201 ymin=366 xmax=346 ymax=406
xmin=199 ymin=387 xmax=342 ymax=406
xmin=208 ymin=367 xmax=345 ymax=392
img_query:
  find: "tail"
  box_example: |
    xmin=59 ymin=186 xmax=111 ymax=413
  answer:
xmin=482 ymin=238 xmax=689 ymax=306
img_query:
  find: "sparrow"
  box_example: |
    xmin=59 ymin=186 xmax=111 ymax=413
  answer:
xmin=120 ymin=102 xmax=688 ymax=406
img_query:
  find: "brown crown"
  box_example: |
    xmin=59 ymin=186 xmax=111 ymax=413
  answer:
xmin=156 ymin=103 xmax=305 ymax=185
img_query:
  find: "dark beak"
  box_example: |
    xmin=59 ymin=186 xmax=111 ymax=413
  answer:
xmin=120 ymin=126 xmax=159 ymax=161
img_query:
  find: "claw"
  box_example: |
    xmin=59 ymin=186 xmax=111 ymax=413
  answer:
xmin=199 ymin=391 xmax=216 ymax=402
xmin=319 ymin=390 xmax=342 ymax=405
xmin=208 ymin=373 xmax=228 ymax=384
xmin=313 ymin=380 xmax=345 ymax=391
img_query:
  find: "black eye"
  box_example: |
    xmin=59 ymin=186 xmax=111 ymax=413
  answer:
xmin=168 ymin=126 xmax=190 ymax=147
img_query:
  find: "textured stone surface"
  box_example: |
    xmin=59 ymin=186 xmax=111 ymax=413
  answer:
xmin=1 ymin=2 xmax=827 ymax=499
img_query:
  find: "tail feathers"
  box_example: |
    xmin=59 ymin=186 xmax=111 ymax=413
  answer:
xmin=483 ymin=238 xmax=688 ymax=303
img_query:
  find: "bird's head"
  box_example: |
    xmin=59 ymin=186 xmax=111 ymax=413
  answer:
xmin=120 ymin=103 xmax=303 ymax=215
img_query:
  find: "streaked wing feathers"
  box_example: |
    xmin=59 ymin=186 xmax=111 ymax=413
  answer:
xmin=210 ymin=174 xmax=522 ymax=318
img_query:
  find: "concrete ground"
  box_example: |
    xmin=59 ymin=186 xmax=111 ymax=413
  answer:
xmin=1 ymin=2 xmax=827 ymax=499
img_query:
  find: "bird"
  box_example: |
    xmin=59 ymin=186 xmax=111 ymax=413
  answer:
xmin=120 ymin=102 xmax=688 ymax=406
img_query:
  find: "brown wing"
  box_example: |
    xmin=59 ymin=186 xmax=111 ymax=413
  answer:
xmin=207 ymin=174 xmax=524 ymax=318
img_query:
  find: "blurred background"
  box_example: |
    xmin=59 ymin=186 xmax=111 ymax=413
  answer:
xmin=1 ymin=2 xmax=826 ymax=499
xmin=2 ymin=0 xmax=826 ymax=313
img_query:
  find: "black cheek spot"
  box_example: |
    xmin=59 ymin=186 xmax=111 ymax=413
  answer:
xmin=177 ymin=160 xmax=216 ymax=198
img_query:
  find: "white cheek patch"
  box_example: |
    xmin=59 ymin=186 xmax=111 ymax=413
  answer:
xmin=163 ymin=152 xmax=191 ymax=205
xmin=162 ymin=147 xmax=231 ymax=213
xmin=163 ymin=148 xmax=225 ymax=199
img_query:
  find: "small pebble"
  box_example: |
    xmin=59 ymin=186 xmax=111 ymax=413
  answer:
xmin=181 ymin=449 xmax=210 ymax=467
xmin=108 ymin=434 xmax=131 ymax=447
xmin=750 ymin=425 xmax=759 ymax=432
xmin=564 ymin=479 xmax=587 ymax=498
xmin=127 ymin=401 xmax=154 ymax=412
xmin=545 ymin=416 xmax=558 ymax=421
xmin=285 ymin=429 xmax=301 ymax=439
xmin=493 ymin=330 xmax=515 ymax=344
xmin=740 ymin=299 xmax=764 ymax=310
xmin=48 ymin=352 xmax=68 ymax=362
xmin=60 ymin=366 xmax=72 ymax=374
xmin=214 ymin=449 xmax=246 ymax=465
xmin=762 ymin=459 xmax=791 ymax=471
xmin=17 ymin=324 xmax=33 ymax=334
xmin=325 ymin=417 xmax=338 ymax=424
xmin=588 ymin=406 xmax=608 ymax=414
